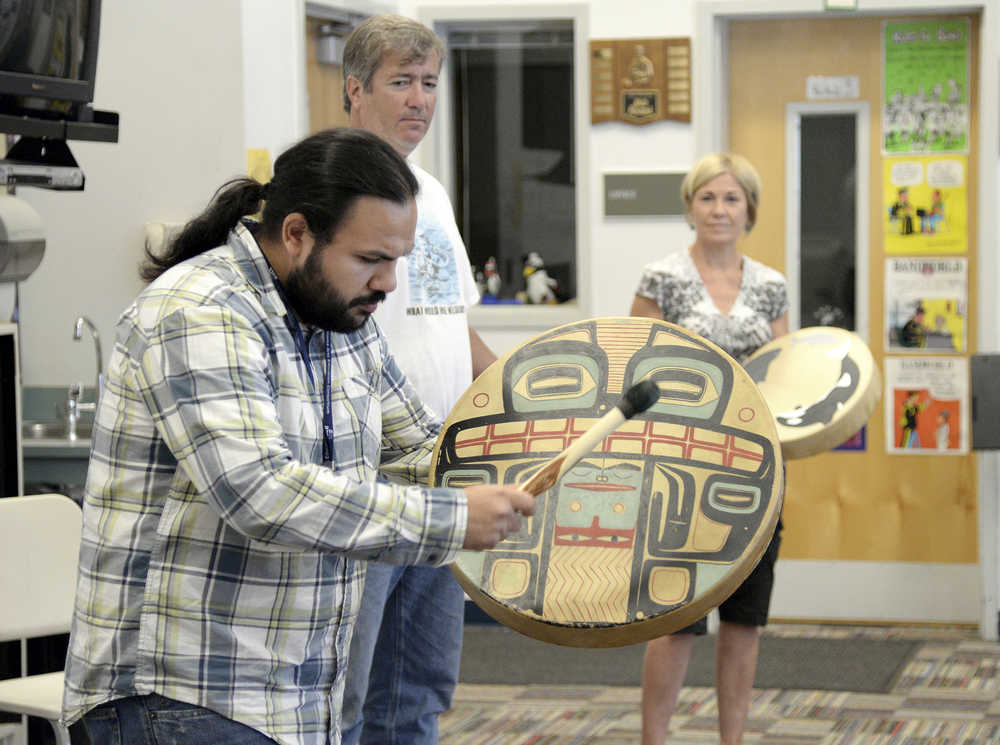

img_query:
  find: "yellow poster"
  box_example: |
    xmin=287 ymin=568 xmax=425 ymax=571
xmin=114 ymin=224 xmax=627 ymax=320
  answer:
xmin=247 ymin=148 xmax=271 ymax=184
xmin=883 ymin=155 xmax=966 ymax=254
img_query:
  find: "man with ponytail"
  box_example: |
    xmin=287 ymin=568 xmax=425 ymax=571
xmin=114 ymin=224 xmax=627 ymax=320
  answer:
xmin=61 ymin=127 xmax=533 ymax=745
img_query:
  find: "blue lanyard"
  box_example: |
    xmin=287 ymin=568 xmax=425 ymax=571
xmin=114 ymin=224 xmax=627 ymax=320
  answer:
xmin=287 ymin=313 xmax=334 ymax=465
xmin=264 ymin=263 xmax=334 ymax=465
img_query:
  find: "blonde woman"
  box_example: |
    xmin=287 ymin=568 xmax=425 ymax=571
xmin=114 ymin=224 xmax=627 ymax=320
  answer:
xmin=630 ymin=153 xmax=788 ymax=745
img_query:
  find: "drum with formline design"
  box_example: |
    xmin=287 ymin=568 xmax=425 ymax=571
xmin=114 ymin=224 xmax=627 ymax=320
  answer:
xmin=429 ymin=317 xmax=783 ymax=647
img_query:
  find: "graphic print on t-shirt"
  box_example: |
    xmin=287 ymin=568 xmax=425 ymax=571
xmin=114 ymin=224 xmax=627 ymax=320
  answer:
xmin=406 ymin=221 xmax=465 ymax=316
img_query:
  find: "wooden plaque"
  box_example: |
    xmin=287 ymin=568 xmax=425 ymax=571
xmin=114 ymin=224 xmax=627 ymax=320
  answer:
xmin=590 ymin=38 xmax=692 ymax=125
xmin=430 ymin=317 xmax=783 ymax=647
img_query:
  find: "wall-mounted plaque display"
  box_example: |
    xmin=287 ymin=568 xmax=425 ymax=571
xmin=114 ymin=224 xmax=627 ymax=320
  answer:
xmin=590 ymin=38 xmax=691 ymax=125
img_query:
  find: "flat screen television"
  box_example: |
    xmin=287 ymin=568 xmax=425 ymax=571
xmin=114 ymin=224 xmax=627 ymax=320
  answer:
xmin=0 ymin=0 xmax=102 ymax=120
xmin=0 ymin=0 xmax=117 ymax=144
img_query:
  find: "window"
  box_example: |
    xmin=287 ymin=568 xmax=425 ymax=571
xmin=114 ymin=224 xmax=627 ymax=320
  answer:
xmin=423 ymin=7 xmax=589 ymax=326
xmin=786 ymin=102 xmax=870 ymax=338
xmin=447 ymin=22 xmax=575 ymax=308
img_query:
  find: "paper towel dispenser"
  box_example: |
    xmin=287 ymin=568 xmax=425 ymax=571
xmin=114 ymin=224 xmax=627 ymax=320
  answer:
xmin=0 ymin=195 xmax=45 ymax=282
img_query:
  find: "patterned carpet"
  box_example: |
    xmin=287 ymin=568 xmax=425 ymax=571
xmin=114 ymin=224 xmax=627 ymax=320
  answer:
xmin=439 ymin=623 xmax=1000 ymax=745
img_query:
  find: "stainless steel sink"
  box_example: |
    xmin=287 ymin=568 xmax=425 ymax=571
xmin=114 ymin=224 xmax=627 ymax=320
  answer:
xmin=22 ymin=420 xmax=93 ymax=441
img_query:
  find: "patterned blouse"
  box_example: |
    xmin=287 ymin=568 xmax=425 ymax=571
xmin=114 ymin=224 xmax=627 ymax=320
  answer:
xmin=635 ymin=248 xmax=788 ymax=363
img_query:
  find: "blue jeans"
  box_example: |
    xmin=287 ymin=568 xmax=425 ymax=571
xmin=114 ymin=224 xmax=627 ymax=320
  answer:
xmin=80 ymin=694 xmax=277 ymax=744
xmin=341 ymin=563 xmax=465 ymax=745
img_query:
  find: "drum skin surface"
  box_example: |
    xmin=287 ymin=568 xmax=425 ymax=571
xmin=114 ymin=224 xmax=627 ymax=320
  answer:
xmin=429 ymin=317 xmax=784 ymax=647
xmin=743 ymin=327 xmax=881 ymax=460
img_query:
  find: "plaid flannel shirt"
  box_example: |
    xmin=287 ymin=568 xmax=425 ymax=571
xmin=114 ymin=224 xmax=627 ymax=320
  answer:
xmin=62 ymin=223 xmax=467 ymax=745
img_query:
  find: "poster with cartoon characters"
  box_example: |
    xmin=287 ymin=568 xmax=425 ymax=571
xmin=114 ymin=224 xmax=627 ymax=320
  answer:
xmin=885 ymin=257 xmax=967 ymax=353
xmin=883 ymin=156 xmax=966 ymax=254
xmin=882 ymin=19 xmax=969 ymax=154
xmin=885 ymin=357 xmax=968 ymax=455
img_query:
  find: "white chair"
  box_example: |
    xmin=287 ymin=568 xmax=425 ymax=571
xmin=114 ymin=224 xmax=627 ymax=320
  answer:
xmin=0 ymin=494 xmax=82 ymax=745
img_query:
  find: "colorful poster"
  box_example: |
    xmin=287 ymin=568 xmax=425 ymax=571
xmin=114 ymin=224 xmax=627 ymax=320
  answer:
xmin=885 ymin=357 xmax=968 ymax=455
xmin=885 ymin=257 xmax=967 ymax=353
xmin=883 ymin=155 xmax=966 ymax=254
xmin=834 ymin=426 xmax=867 ymax=452
xmin=882 ymin=18 xmax=969 ymax=154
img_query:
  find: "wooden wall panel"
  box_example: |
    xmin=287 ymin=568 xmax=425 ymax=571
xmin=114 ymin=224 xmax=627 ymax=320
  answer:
xmin=306 ymin=18 xmax=350 ymax=133
xmin=728 ymin=15 xmax=979 ymax=563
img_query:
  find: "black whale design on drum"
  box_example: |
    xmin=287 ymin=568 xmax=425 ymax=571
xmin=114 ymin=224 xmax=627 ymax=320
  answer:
xmin=745 ymin=347 xmax=861 ymax=428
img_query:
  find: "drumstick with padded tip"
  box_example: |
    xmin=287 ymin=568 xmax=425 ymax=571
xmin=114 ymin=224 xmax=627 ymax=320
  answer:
xmin=519 ymin=379 xmax=661 ymax=497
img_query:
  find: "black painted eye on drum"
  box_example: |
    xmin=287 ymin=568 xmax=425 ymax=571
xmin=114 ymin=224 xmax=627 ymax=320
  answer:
xmin=637 ymin=366 xmax=721 ymax=418
xmin=510 ymin=360 xmax=599 ymax=410
xmin=648 ymin=368 xmax=707 ymax=402
xmin=624 ymin=343 xmax=733 ymax=424
xmin=707 ymin=483 xmax=761 ymax=514
xmin=525 ymin=365 xmax=584 ymax=397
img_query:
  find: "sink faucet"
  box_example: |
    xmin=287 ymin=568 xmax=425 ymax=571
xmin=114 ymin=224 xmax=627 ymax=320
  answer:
xmin=73 ymin=316 xmax=103 ymax=402
xmin=68 ymin=316 xmax=103 ymax=439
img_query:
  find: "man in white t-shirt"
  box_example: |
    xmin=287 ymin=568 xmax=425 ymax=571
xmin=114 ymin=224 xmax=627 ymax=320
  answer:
xmin=340 ymin=14 xmax=496 ymax=745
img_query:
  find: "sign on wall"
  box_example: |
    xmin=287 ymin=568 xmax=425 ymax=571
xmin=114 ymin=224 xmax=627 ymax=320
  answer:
xmin=806 ymin=75 xmax=860 ymax=100
xmin=603 ymin=173 xmax=686 ymax=216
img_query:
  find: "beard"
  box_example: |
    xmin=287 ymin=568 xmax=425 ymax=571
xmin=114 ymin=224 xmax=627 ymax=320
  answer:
xmin=283 ymin=249 xmax=385 ymax=333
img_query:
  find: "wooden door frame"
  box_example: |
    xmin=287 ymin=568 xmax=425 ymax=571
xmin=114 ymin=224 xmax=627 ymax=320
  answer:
xmin=695 ymin=0 xmax=1000 ymax=639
